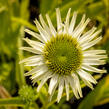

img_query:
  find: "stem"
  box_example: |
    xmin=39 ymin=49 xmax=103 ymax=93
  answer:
xmin=0 ymin=97 xmax=26 ymax=107
xmin=0 ymin=85 xmax=11 ymax=98
xmin=17 ymin=26 xmax=26 ymax=87
xmin=24 ymin=103 xmax=30 ymax=109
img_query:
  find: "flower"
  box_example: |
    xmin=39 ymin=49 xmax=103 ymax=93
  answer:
xmin=20 ymin=8 xmax=107 ymax=102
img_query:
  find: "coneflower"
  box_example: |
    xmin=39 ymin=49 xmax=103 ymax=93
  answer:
xmin=20 ymin=8 xmax=107 ymax=102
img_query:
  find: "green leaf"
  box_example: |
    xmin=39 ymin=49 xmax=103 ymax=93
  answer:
xmin=85 ymin=1 xmax=107 ymax=27
xmin=20 ymin=0 xmax=30 ymax=19
xmin=86 ymin=1 xmax=105 ymax=16
xmin=48 ymin=0 xmax=92 ymax=27
xmin=101 ymin=28 xmax=109 ymax=63
xmin=78 ymin=75 xmax=109 ymax=109
xmin=40 ymin=0 xmax=59 ymax=14
xmin=11 ymin=16 xmax=37 ymax=32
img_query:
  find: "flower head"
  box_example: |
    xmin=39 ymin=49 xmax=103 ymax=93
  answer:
xmin=19 ymin=85 xmax=37 ymax=103
xmin=20 ymin=8 xmax=107 ymax=102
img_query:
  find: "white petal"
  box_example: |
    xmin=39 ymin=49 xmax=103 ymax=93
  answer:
xmin=84 ymin=54 xmax=107 ymax=60
xmin=76 ymin=14 xmax=86 ymax=28
xmin=19 ymin=55 xmax=42 ymax=64
xmin=32 ymin=71 xmax=52 ymax=84
xmin=34 ymin=19 xmax=50 ymax=42
xmin=77 ymin=69 xmax=97 ymax=84
xmin=57 ymin=76 xmax=64 ymax=102
xmin=67 ymin=76 xmax=79 ymax=99
xmin=83 ymin=50 xmax=106 ymax=55
xmin=81 ymin=29 xmax=101 ymax=45
xmin=82 ymin=36 xmax=102 ymax=50
xmin=75 ymin=18 xmax=91 ymax=39
xmin=69 ymin=11 xmax=77 ymax=34
xmin=20 ymin=47 xmax=42 ymax=54
xmin=48 ymin=74 xmax=59 ymax=95
xmin=23 ymin=38 xmax=44 ymax=52
xmin=23 ymin=56 xmax=42 ymax=63
xmin=64 ymin=8 xmax=71 ymax=33
xmin=24 ymin=29 xmax=44 ymax=43
xmin=56 ymin=8 xmax=62 ymax=33
xmin=24 ymin=60 xmax=43 ymax=66
xmin=81 ymin=64 xmax=106 ymax=73
xmin=72 ymin=74 xmax=83 ymax=97
xmin=39 ymin=14 xmax=51 ymax=36
xmin=37 ymin=72 xmax=52 ymax=92
xmin=72 ymin=14 xmax=86 ymax=35
xmin=24 ymin=65 xmax=44 ymax=76
xmin=49 ymin=81 xmax=58 ymax=102
xmin=64 ymin=76 xmax=69 ymax=101
xmin=31 ymin=65 xmax=48 ymax=79
xmin=83 ymin=59 xmax=106 ymax=65
xmin=82 ymin=78 xmax=94 ymax=89
xmin=46 ymin=14 xmax=57 ymax=36
xmin=79 ymin=27 xmax=97 ymax=44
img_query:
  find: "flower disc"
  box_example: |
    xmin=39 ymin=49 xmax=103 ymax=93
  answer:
xmin=43 ymin=34 xmax=83 ymax=75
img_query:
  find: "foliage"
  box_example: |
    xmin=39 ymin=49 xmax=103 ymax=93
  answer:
xmin=78 ymin=75 xmax=109 ymax=109
xmin=0 ymin=0 xmax=109 ymax=109
xmin=19 ymin=85 xmax=37 ymax=104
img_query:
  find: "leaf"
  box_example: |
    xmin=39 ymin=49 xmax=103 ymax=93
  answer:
xmin=47 ymin=0 xmax=92 ymax=27
xmin=20 ymin=0 xmax=30 ymax=19
xmin=86 ymin=1 xmax=105 ymax=17
xmin=100 ymin=28 xmax=109 ymax=63
xmin=40 ymin=0 xmax=59 ymax=14
xmin=0 ymin=0 xmax=30 ymax=91
xmin=85 ymin=1 xmax=107 ymax=27
xmin=78 ymin=75 xmax=109 ymax=109
xmin=11 ymin=17 xmax=37 ymax=32
xmin=0 ymin=6 xmax=6 ymax=13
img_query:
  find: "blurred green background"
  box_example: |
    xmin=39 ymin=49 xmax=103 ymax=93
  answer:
xmin=0 ymin=0 xmax=109 ymax=109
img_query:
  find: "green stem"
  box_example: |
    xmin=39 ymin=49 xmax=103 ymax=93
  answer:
xmin=24 ymin=103 xmax=30 ymax=109
xmin=0 ymin=97 xmax=26 ymax=107
xmin=17 ymin=26 xmax=26 ymax=86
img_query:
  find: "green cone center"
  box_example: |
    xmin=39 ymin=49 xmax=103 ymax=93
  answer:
xmin=43 ymin=34 xmax=83 ymax=75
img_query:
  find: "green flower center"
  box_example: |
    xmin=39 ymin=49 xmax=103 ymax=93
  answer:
xmin=43 ymin=34 xmax=83 ymax=75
